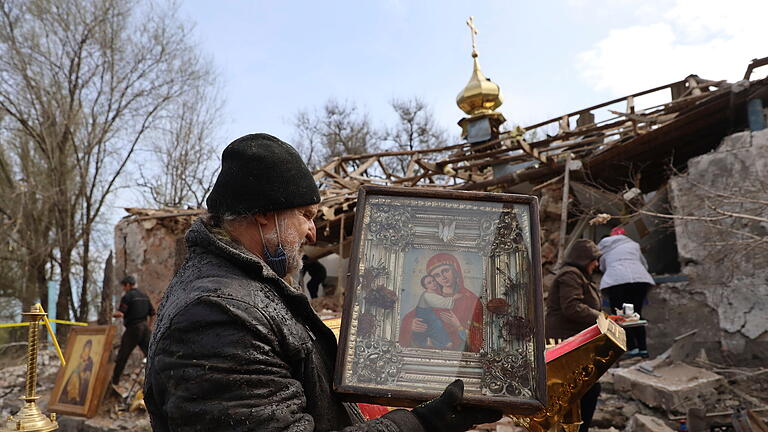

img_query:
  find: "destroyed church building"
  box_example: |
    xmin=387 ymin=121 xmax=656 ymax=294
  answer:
xmin=115 ymin=56 xmax=768 ymax=361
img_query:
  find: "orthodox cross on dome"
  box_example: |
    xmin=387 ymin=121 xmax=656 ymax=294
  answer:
xmin=466 ymin=16 xmax=479 ymax=58
xmin=456 ymin=16 xmax=506 ymax=142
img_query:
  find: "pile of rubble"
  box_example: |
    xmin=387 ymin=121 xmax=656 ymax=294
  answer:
xmin=592 ymin=354 xmax=768 ymax=432
xmin=1 ymin=345 xmax=766 ymax=431
xmin=0 ymin=350 xmax=59 ymax=418
xmin=0 ymin=349 xmax=150 ymax=432
xmin=468 ymin=352 xmax=768 ymax=432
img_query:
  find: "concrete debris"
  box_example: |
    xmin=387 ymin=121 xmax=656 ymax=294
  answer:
xmin=622 ymin=187 xmax=642 ymax=202
xmin=591 ymin=396 xmax=630 ymax=429
xmin=2 ymin=349 xmax=767 ymax=431
xmin=613 ymin=361 xmax=724 ymax=412
xmin=1 ymin=349 xmax=150 ymax=432
xmin=668 ymin=129 xmax=768 ymax=356
xmin=599 ymin=367 xmax=617 ymax=393
xmin=56 ymin=413 xmax=151 ymax=432
xmin=624 ymin=414 xmax=675 ymax=432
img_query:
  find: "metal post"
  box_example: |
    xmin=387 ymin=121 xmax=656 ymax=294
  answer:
xmin=336 ymin=214 xmax=346 ymax=300
xmin=556 ymin=153 xmax=572 ymax=267
xmin=2 ymin=304 xmax=58 ymax=432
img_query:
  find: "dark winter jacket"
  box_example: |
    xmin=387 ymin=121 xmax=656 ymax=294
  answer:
xmin=145 ymin=220 xmax=424 ymax=432
xmin=545 ymin=240 xmax=602 ymax=339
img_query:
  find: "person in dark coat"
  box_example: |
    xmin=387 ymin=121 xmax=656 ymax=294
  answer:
xmin=112 ymin=275 xmax=155 ymax=386
xmin=545 ymin=239 xmax=602 ymax=432
xmin=301 ymin=255 xmax=327 ymax=298
xmin=144 ymin=133 xmax=501 ymax=432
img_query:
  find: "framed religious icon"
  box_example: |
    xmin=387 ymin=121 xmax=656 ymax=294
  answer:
xmin=49 ymin=325 xmax=117 ymax=418
xmin=334 ymin=185 xmax=546 ymax=414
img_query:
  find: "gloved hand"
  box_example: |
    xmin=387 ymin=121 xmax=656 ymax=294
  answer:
xmin=411 ymin=379 xmax=502 ymax=432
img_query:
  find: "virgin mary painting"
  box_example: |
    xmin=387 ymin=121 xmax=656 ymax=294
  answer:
xmin=399 ymin=253 xmax=484 ymax=352
xmin=60 ymin=339 xmax=94 ymax=406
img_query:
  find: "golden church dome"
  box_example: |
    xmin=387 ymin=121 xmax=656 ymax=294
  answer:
xmin=456 ymin=17 xmax=503 ymax=117
xmin=456 ymin=55 xmax=503 ymax=116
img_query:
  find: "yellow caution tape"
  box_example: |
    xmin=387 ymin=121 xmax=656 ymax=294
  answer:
xmin=0 ymin=305 xmax=87 ymax=367
xmin=0 ymin=319 xmax=87 ymax=328
xmin=0 ymin=322 xmax=30 ymax=328
xmin=49 ymin=319 xmax=88 ymax=326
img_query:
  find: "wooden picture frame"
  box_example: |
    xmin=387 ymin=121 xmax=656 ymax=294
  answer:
xmin=49 ymin=325 xmax=117 ymax=418
xmin=334 ymin=185 xmax=546 ymax=415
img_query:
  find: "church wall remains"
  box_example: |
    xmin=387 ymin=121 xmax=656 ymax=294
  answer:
xmin=655 ymin=129 xmax=768 ymax=361
xmin=113 ymin=211 xmax=197 ymax=309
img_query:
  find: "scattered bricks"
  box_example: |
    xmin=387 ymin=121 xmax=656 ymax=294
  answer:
xmin=621 ymin=403 xmax=639 ymax=419
xmin=592 ymin=392 xmax=641 ymax=430
xmin=624 ymin=414 xmax=674 ymax=432
xmin=592 ymin=403 xmax=627 ymax=430
xmin=613 ymin=362 xmax=724 ymax=413
xmin=82 ymin=414 xmax=151 ymax=432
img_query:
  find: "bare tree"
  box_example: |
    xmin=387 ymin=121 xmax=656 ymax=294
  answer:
xmin=388 ymin=97 xmax=447 ymax=152
xmin=293 ymin=99 xmax=382 ymax=169
xmin=385 ymin=97 xmax=447 ymax=176
xmin=292 ymin=96 xmax=449 ymax=178
xmin=0 ymin=131 xmax=55 ymax=314
xmin=0 ymin=0 xmax=216 ymax=326
xmin=138 ymin=74 xmax=223 ymax=208
xmin=322 ymin=99 xmax=381 ymax=160
xmin=293 ymin=110 xmax=323 ymax=170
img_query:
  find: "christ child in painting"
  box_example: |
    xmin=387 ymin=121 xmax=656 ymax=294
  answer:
xmin=400 ymin=253 xmax=484 ymax=353
xmin=413 ymin=274 xmax=465 ymax=349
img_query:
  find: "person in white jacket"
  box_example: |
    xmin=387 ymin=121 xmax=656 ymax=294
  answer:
xmin=597 ymin=226 xmax=655 ymax=358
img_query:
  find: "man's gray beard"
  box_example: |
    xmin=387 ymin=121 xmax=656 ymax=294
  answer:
xmin=263 ymin=227 xmax=303 ymax=276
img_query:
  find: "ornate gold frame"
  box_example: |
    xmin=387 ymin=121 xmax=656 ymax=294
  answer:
xmin=334 ymin=186 xmax=546 ymax=414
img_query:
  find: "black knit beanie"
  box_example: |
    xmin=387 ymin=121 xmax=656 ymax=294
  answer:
xmin=206 ymin=134 xmax=320 ymax=216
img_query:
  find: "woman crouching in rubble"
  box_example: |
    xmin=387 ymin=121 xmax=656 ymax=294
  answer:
xmin=598 ymin=226 xmax=655 ymax=359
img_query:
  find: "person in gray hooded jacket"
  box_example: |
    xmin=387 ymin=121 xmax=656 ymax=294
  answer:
xmin=597 ymin=226 xmax=655 ymax=358
xmin=144 ymin=133 xmax=501 ymax=432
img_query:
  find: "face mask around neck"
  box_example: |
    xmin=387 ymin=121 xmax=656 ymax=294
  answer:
xmin=258 ymin=214 xmax=289 ymax=278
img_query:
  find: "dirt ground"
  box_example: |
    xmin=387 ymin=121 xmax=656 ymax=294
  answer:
xmin=1 ymin=328 xmax=766 ymax=431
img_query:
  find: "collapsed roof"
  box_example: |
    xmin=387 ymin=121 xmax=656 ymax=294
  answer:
xmin=313 ymin=59 xmax=768 ymax=249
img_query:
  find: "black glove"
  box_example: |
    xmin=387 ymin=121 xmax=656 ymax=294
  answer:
xmin=411 ymin=379 xmax=503 ymax=432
